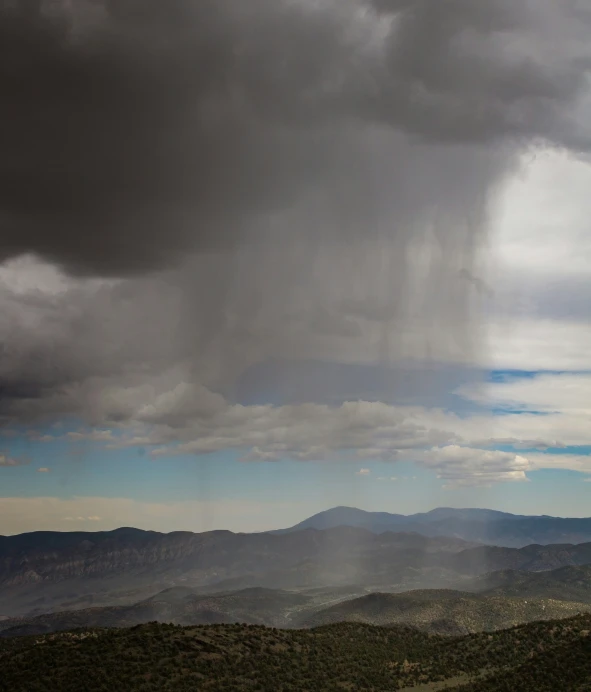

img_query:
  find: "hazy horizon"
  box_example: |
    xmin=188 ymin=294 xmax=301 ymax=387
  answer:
xmin=3 ymin=501 xmax=591 ymax=537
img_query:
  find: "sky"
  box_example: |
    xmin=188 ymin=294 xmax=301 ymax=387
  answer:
xmin=1 ymin=0 xmax=591 ymax=534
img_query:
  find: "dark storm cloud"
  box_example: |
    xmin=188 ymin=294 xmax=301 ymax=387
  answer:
xmin=0 ymin=0 xmax=589 ymax=276
xmin=0 ymin=0 xmax=590 ymax=449
xmin=0 ymin=0 xmax=376 ymax=275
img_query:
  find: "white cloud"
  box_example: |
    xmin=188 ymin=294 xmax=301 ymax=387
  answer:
xmin=0 ymin=254 xmax=78 ymax=296
xmin=36 ymin=467 xmax=51 ymax=473
xmin=10 ymin=378 xmax=587 ymax=486
xmin=483 ymin=320 xmax=591 ymax=372
xmin=138 ymin=394 xmax=581 ymax=486
xmin=0 ymin=454 xmax=28 ymax=467
xmin=148 ymin=399 xmax=463 ymax=465
xmin=475 ymin=150 xmax=591 ymax=372
xmin=8 ymin=369 xmax=591 ymax=485
xmin=412 ymin=445 xmax=531 ymax=488
xmin=493 ymin=151 xmax=591 ymax=279
xmin=453 ymin=373 xmax=591 ymax=451
xmin=459 ymin=373 xmax=591 ymax=414
xmin=526 ymin=453 xmax=591 ymax=474
xmin=356 ymin=468 xmax=371 ymax=476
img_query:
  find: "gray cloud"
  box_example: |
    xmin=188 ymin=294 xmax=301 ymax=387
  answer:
xmin=142 ymin=399 xmax=465 ymax=469
xmin=19 ymin=379 xmax=591 ymax=485
xmin=0 ymin=0 xmax=590 ymax=474
xmin=0 ymin=0 xmax=588 ymax=276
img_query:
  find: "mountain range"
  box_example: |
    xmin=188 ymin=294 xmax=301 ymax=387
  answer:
xmin=4 ymin=506 xmax=591 ymax=624
xmin=4 ymin=525 xmax=591 ymax=618
xmin=0 ymin=526 xmax=474 ymax=617
xmin=277 ymin=506 xmax=591 ymax=547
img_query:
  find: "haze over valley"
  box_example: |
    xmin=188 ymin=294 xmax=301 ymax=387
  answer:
xmin=3 ymin=505 xmax=591 ymax=641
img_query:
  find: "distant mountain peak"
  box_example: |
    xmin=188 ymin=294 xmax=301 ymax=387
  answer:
xmin=274 ymin=506 xmax=591 ymax=548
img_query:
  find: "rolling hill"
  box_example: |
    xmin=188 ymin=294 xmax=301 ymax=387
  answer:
xmin=0 ymin=585 xmax=357 ymax=637
xmin=2 ymin=614 xmax=591 ymax=691
xmin=4 ymin=560 xmax=591 ymax=638
xmin=462 ymin=564 xmax=591 ymax=603
xmin=301 ymin=589 xmax=591 ymax=634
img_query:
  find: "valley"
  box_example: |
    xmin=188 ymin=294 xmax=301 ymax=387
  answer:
xmin=3 ymin=510 xmax=591 ymax=639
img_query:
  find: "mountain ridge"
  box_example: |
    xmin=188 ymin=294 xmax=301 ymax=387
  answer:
xmin=275 ymin=506 xmax=591 ymax=547
xmin=3 ymin=523 xmax=591 ymax=620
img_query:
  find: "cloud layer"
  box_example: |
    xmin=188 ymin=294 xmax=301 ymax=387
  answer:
xmin=23 ymin=366 xmax=589 ymax=486
xmin=0 ymin=1 xmax=590 ymax=489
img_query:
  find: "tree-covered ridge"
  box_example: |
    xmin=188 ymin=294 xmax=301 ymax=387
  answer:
xmin=2 ymin=614 xmax=591 ymax=691
xmin=302 ymin=590 xmax=590 ymax=634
